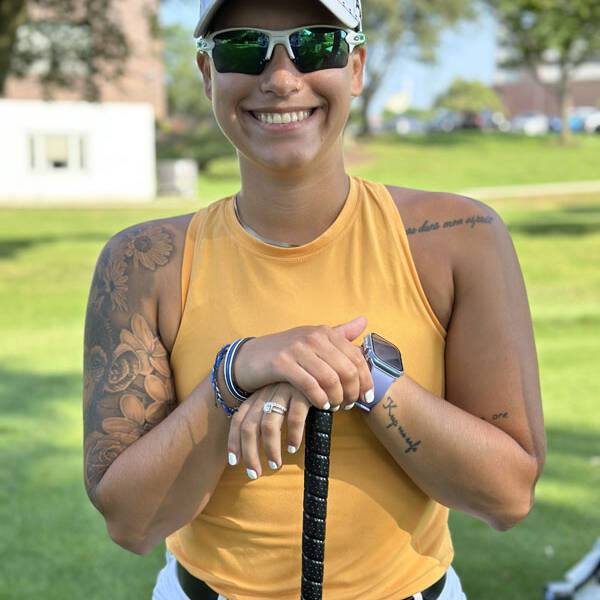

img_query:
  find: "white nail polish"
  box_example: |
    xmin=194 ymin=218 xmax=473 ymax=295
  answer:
xmin=246 ymin=468 xmax=258 ymax=480
xmin=268 ymin=460 xmax=278 ymax=470
xmin=344 ymin=402 xmax=355 ymax=411
xmin=365 ymin=389 xmax=375 ymax=404
xmin=287 ymin=445 xmax=297 ymax=454
xmin=323 ymin=402 xmax=331 ymax=410
xmin=331 ymin=404 xmax=340 ymax=412
xmin=228 ymin=452 xmax=237 ymax=466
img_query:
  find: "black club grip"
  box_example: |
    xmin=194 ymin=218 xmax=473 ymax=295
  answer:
xmin=301 ymin=407 xmax=333 ymax=600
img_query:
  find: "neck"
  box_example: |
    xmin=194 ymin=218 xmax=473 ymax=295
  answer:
xmin=236 ymin=152 xmax=350 ymax=247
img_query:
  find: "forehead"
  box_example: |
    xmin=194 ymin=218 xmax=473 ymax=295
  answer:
xmin=210 ymin=0 xmax=344 ymax=30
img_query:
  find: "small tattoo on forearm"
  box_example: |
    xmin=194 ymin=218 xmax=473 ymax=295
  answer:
xmin=381 ymin=397 xmax=421 ymax=453
xmin=406 ymin=214 xmax=494 ymax=236
xmin=492 ymin=412 xmax=509 ymax=420
xmin=480 ymin=411 xmax=509 ymax=422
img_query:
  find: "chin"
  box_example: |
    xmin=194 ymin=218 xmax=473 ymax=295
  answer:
xmin=242 ymin=146 xmax=320 ymax=174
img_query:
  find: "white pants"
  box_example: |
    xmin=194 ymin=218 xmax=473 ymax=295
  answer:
xmin=153 ymin=550 xmax=467 ymax=600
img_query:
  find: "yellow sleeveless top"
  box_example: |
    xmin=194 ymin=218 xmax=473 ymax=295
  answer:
xmin=167 ymin=176 xmax=452 ymax=600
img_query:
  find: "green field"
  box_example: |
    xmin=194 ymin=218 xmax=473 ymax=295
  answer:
xmin=1 ymin=133 xmax=599 ymax=598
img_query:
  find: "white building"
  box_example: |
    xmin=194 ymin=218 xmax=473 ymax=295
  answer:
xmin=0 ymin=100 xmax=156 ymax=203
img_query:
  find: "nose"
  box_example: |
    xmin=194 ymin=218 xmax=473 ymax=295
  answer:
xmin=259 ymin=44 xmax=302 ymax=96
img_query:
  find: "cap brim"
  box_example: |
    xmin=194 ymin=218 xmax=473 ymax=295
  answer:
xmin=194 ymin=0 xmax=361 ymax=38
xmin=194 ymin=0 xmax=225 ymax=38
xmin=318 ymin=0 xmax=360 ymax=29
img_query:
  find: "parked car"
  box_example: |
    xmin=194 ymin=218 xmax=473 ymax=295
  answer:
xmin=427 ymin=110 xmax=463 ymax=133
xmin=569 ymin=106 xmax=598 ymax=132
xmin=388 ymin=115 xmax=426 ymax=135
xmin=510 ymin=111 xmax=550 ymax=136
xmin=583 ymin=110 xmax=600 ymax=133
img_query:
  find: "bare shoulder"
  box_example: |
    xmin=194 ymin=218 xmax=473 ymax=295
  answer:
xmin=384 ymin=185 xmax=509 ymax=329
xmin=385 ymin=185 xmax=502 ymax=240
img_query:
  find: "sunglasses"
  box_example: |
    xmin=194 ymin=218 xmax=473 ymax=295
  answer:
xmin=197 ymin=26 xmax=366 ymax=75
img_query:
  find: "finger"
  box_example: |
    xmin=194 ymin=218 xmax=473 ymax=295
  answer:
xmin=227 ymin=396 xmax=256 ymax=467
xmin=315 ymin=338 xmax=363 ymax=407
xmin=295 ymin=346 xmax=344 ymax=409
xmin=260 ymin=384 xmax=290 ymax=470
xmin=332 ymin=339 xmax=374 ymax=407
xmin=332 ymin=315 xmax=367 ymax=342
xmin=275 ymin=352 xmax=332 ymax=409
xmin=285 ymin=390 xmax=311 ymax=454
xmin=239 ymin=389 xmax=271 ymax=479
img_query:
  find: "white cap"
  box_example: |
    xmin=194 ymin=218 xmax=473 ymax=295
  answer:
xmin=194 ymin=0 xmax=362 ymax=38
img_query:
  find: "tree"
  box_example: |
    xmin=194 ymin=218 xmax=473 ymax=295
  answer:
xmin=358 ymin=0 xmax=477 ymax=136
xmin=487 ymin=0 xmax=600 ymax=144
xmin=158 ymin=22 xmax=235 ymax=170
xmin=162 ymin=23 xmax=212 ymax=119
xmin=434 ymin=78 xmax=505 ymax=120
xmin=0 ymin=0 xmax=129 ymax=100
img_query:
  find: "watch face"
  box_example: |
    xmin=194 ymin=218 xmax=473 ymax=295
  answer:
xmin=371 ymin=333 xmax=403 ymax=373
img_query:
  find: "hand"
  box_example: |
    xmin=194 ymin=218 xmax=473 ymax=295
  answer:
xmin=227 ymin=383 xmax=311 ymax=479
xmin=233 ymin=316 xmax=374 ymax=411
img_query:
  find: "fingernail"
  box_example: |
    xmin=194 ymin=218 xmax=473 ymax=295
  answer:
xmin=365 ymin=389 xmax=375 ymax=404
xmin=323 ymin=402 xmax=331 ymax=410
xmin=331 ymin=404 xmax=340 ymax=412
xmin=228 ymin=452 xmax=237 ymax=466
xmin=268 ymin=460 xmax=278 ymax=470
xmin=344 ymin=402 xmax=356 ymax=411
xmin=246 ymin=468 xmax=258 ymax=480
xmin=287 ymin=445 xmax=297 ymax=454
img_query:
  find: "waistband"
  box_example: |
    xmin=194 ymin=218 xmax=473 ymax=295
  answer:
xmin=176 ymin=561 xmax=447 ymax=600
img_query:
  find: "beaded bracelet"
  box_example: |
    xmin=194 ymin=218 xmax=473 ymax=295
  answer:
xmin=223 ymin=337 xmax=255 ymax=402
xmin=211 ymin=344 xmax=238 ymax=417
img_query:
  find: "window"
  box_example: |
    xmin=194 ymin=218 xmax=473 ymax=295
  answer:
xmin=29 ymin=133 xmax=88 ymax=172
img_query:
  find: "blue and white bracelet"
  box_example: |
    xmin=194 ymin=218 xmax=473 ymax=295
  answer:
xmin=223 ymin=337 xmax=255 ymax=402
xmin=211 ymin=338 xmax=255 ymax=417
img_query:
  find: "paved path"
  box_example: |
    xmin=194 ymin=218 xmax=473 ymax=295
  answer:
xmin=2 ymin=180 xmax=600 ymax=207
xmin=460 ymin=180 xmax=600 ymax=200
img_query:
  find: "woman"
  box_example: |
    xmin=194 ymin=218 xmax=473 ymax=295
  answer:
xmin=82 ymin=0 xmax=546 ymax=598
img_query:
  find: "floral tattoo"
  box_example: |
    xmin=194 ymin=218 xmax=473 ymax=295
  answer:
xmin=83 ymin=224 xmax=176 ymax=497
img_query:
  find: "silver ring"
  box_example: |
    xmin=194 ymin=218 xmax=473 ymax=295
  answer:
xmin=263 ymin=401 xmax=287 ymax=415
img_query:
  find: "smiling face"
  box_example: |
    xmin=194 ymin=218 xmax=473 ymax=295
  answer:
xmin=196 ymin=0 xmax=365 ymax=175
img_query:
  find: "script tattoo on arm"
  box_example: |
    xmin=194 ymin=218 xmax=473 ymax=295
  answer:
xmin=406 ymin=214 xmax=494 ymax=236
xmin=83 ymin=224 xmax=177 ymax=504
xmin=381 ymin=396 xmax=421 ymax=454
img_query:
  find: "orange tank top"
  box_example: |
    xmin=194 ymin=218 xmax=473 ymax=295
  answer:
xmin=167 ymin=176 xmax=452 ymax=600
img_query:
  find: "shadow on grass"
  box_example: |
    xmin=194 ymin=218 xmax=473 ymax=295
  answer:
xmin=508 ymin=201 xmax=600 ymax=236
xmin=0 ymin=366 xmax=81 ymax=419
xmin=0 ymin=232 xmax=111 ymax=260
xmin=509 ymin=221 xmax=600 ymax=236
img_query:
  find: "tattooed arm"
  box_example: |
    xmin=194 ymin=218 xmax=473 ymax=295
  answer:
xmin=364 ymin=190 xmax=545 ymax=531
xmin=83 ymin=217 xmax=232 ymax=554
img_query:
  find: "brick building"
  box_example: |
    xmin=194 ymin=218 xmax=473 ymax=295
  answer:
xmin=3 ymin=0 xmax=166 ymax=118
xmin=0 ymin=0 xmax=165 ymax=202
xmin=492 ymin=25 xmax=600 ymax=118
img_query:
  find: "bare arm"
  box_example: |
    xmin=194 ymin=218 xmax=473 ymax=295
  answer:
xmin=364 ymin=198 xmax=545 ymax=530
xmin=83 ymin=218 xmax=232 ymax=554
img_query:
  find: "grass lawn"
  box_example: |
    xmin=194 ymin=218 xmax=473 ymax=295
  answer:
xmin=1 ymin=133 xmax=599 ymax=598
xmin=198 ymin=132 xmax=600 ymax=196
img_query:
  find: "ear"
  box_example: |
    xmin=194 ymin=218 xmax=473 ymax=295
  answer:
xmin=196 ymin=52 xmax=213 ymax=100
xmin=350 ymin=46 xmax=366 ymax=98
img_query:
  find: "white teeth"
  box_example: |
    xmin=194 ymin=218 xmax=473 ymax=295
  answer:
xmin=255 ymin=110 xmax=312 ymax=124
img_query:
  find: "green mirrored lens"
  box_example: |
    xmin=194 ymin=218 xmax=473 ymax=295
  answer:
xmin=290 ymin=28 xmax=350 ymax=73
xmin=212 ymin=30 xmax=268 ymax=75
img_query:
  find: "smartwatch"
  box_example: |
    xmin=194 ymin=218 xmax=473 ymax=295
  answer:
xmin=356 ymin=333 xmax=404 ymax=412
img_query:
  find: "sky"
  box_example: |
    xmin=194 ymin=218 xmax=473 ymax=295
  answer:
xmin=160 ymin=3 xmax=498 ymax=116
